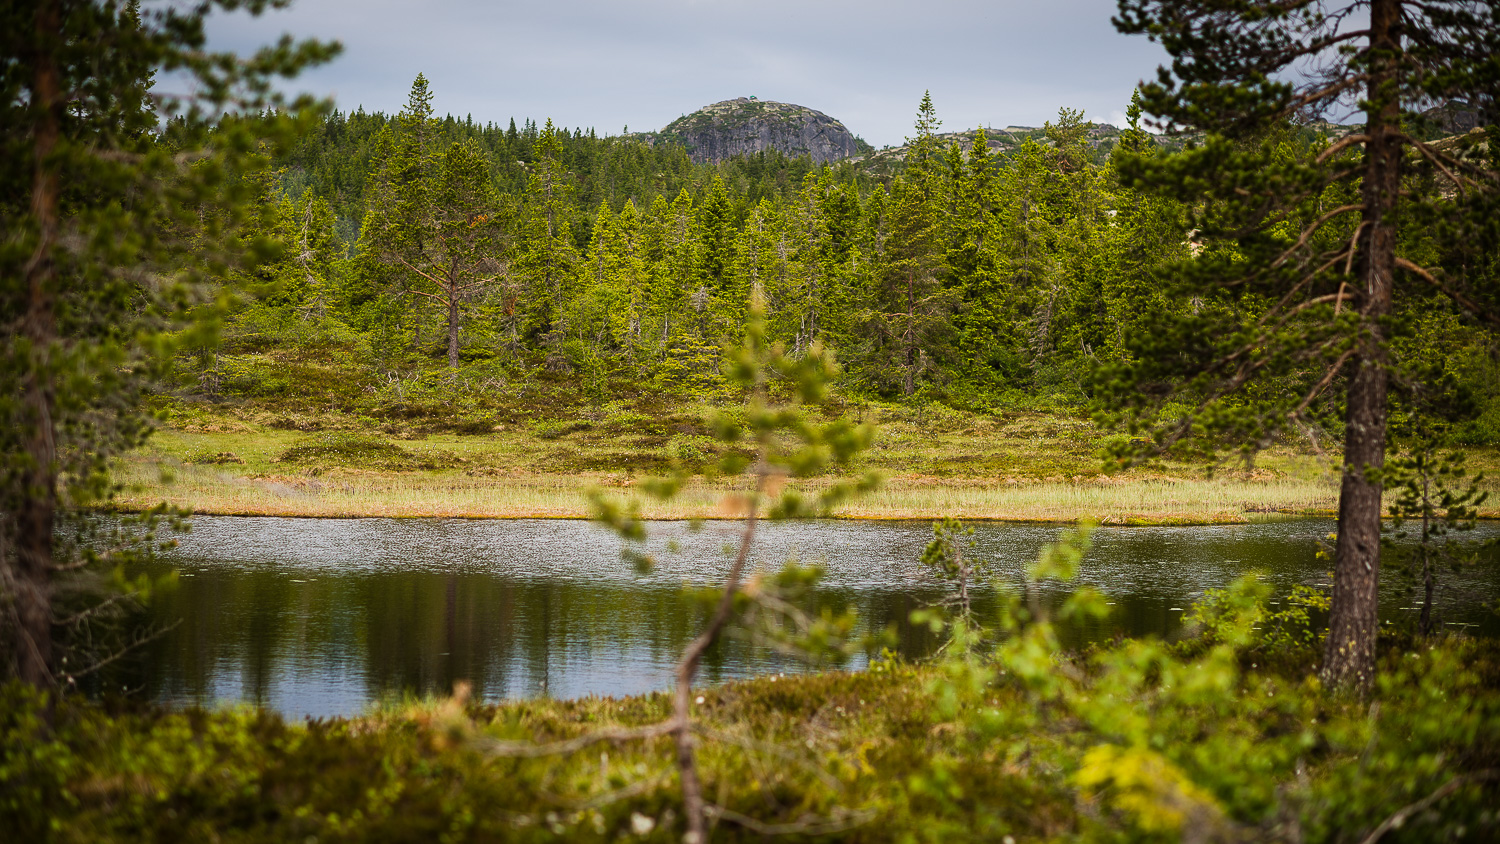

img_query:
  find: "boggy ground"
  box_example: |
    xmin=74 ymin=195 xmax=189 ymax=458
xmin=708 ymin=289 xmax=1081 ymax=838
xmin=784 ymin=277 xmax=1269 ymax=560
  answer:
xmin=115 ymin=398 xmax=1355 ymax=524
xmin=122 ymin=345 xmax=1500 ymax=524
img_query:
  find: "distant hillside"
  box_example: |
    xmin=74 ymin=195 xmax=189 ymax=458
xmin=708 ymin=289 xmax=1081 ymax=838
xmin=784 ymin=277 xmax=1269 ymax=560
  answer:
xmin=850 ymin=120 xmax=1367 ymax=174
xmin=638 ymin=98 xmax=866 ymax=165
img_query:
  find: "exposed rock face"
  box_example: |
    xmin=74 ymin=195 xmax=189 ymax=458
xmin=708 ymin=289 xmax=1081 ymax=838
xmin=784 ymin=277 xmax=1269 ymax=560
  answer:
xmin=645 ymin=98 xmax=861 ymax=165
xmin=1421 ymin=100 xmax=1489 ymax=136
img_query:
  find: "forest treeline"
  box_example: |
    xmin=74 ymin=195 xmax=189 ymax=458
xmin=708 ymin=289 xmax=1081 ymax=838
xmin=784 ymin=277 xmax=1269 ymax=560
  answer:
xmin=215 ymin=74 xmax=1499 ymax=440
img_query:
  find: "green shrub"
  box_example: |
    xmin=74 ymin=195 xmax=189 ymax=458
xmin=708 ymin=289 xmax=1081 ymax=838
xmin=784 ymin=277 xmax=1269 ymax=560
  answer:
xmin=275 ymin=432 xmax=453 ymax=472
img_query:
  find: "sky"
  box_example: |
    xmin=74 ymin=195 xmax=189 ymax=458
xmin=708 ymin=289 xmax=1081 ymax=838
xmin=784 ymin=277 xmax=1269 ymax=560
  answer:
xmin=205 ymin=0 xmax=1173 ymax=148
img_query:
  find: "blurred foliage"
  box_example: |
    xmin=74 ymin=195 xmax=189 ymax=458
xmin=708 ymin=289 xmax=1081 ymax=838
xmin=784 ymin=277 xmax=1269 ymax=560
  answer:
xmin=3 ymin=581 xmax=1497 ymax=841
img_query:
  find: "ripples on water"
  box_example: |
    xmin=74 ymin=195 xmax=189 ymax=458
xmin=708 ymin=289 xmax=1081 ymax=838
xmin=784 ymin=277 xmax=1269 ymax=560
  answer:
xmin=105 ymin=517 xmax=1500 ymax=718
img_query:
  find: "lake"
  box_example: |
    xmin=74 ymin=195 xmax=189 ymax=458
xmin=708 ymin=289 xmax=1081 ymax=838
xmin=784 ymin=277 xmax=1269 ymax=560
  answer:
xmin=105 ymin=516 xmax=1500 ymax=718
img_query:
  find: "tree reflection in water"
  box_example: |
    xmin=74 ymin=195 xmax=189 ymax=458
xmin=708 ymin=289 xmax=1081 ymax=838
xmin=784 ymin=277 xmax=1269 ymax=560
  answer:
xmin=98 ymin=516 xmax=1500 ymax=718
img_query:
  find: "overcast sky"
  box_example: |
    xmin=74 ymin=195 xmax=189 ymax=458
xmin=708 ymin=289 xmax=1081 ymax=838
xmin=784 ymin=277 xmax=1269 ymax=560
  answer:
xmin=206 ymin=0 xmax=1172 ymax=148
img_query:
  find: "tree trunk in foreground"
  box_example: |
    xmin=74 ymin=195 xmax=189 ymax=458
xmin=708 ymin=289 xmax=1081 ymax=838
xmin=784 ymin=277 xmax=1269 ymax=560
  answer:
xmin=1322 ymin=0 xmax=1400 ymax=692
xmin=14 ymin=0 xmax=62 ymax=689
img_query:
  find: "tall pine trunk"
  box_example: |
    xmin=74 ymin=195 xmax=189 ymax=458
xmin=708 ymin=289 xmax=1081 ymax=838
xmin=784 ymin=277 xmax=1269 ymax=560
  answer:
xmin=14 ymin=0 xmax=62 ymax=689
xmin=1322 ymin=0 xmax=1401 ymax=691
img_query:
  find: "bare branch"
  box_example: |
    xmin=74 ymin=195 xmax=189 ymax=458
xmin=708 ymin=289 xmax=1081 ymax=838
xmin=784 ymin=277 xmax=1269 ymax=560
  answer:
xmin=1316 ymin=135 xmax=1369 ymax=164
xmin=1270 ymin=203 xmax=1362 ymax=270
xmin=1407 ymin=138 xmax=1471 ymax=199
xmin=480 ymin=720 xmax=676 ymax=758
xmin=1359 ymin=770 xmax=1500 ymax=844
xmin=62 ymin=619 xmax=182 ymax=681
xmin=706 ymin=804 xmax=877 ymax=837
xmin=390 ymin=255 xmax=450 ymax=291
xmin=1396 ymin=258 xmax=1500 ymax=327
xmin=1291 ymin=347 xmax=1356 ymax=418
xmin=673 ymin=465 xmax=769 ymax=843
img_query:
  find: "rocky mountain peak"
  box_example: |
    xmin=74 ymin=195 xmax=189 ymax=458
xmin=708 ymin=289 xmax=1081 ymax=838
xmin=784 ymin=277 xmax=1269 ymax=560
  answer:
xmin=642 ymin=98 xmax=862 ymax=165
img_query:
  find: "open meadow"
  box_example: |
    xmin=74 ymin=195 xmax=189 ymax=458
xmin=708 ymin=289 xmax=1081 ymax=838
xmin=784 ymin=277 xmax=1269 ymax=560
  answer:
xmin=108 ymin=397 xmax=1400 ymax=524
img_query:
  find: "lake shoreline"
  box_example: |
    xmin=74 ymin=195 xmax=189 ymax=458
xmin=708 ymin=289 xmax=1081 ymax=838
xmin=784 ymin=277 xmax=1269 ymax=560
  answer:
xmin=103 ymin=501 xmax=1337 ymax=526
xmin=110 ymin=459 xmax=1351 ymax=525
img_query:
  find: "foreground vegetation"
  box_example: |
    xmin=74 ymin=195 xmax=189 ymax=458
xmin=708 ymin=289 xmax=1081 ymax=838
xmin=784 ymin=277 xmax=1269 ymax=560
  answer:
xmin=5 ymin=609 xmax=1497 ymax=843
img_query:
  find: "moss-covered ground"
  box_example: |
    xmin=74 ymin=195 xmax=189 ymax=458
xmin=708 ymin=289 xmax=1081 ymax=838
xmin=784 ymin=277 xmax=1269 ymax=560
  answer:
xmin=5 ymin=633 xmax=1498 ymax=842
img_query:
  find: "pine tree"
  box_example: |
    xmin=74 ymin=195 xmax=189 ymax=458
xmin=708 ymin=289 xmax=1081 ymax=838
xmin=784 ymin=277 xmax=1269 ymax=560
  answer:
xmin=1097 ymin=92 xmax=1183 ymax=361
xmin=357 ymin=77 xmax=505 ymax=367
xmin=0 ymin=0 xmax=336 ymax=688
xmin=993 ymin=137 xmax=1066 ymax=372
xmin=1108 ymin=0 xmax=1500 ymax=689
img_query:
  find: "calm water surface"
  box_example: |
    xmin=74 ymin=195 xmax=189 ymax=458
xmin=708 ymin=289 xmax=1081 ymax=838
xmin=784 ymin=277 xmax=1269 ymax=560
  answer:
xmin=110 ymin=517 xmax=1500 ymax=718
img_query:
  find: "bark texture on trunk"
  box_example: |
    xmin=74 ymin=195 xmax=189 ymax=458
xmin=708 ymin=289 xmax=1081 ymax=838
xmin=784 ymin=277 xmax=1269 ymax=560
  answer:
xmin=1322 ymin=0 xmax=1401 ymax=692
xmin=447 ymin=285 xmax=460 ymax=367
xmin=13 ymin=0 xmax=63 ymax=689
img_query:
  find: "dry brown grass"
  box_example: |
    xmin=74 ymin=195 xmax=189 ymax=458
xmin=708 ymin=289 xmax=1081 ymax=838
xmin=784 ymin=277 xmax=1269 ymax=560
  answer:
xmin=112 ymin=456 xmax=1350 ymax=525
xmin=115 ymin=402 xmax=1500 ymax=524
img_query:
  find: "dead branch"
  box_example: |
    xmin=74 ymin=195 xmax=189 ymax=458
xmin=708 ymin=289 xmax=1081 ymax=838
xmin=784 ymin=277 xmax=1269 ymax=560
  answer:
xmin=61 ymin=619 xmax=182 ymax=682
xmin=1407 ymin=139 xmax=1471 ymax=199
xmin=1270 ymin=204 xmax=1362 ymax=269
xmin=705 ymin=804 xmax=877 ymax=837
xmin=1344 ymin=221 xmax=1369 ymax=276
xmin=1358 ymin=769 xmax=1499 ymax=844
xmin=1400 ymin=133 xmax=1500 ymax=184
xmin=1396 ymin=258 xmax=1500 ymax=327
xmin=391 ymin=255 xmax=451 ymax=291
xmin=55 ymin=589 xmax=142 ymax=627
xmin=1290 ymin=347 xmax=1356 ymax=418
xmin=1316 ymin=134 xmax=1369 ymax=164
xmin=480 ymin=720 xmax=677 ymax=758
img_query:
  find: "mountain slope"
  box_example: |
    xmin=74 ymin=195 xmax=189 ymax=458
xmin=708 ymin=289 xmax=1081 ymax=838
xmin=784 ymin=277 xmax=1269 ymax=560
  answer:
xmin=642 ymin=98 xmax=862 ymax=165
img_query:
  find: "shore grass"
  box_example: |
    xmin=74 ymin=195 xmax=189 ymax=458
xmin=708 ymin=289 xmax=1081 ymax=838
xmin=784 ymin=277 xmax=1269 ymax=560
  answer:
xmin=115 ymin=397 xmax=1500 ymax=524
xmin=113 ymin=450 xmax=1344 ymax=524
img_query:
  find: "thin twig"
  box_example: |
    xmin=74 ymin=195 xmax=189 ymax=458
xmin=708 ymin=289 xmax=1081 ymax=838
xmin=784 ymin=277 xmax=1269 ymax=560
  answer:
xmin=479 ymin=720 xmax=676 ymax=758
xmin=1358 ymin=769 xmax=1499 ymax=844
xmin=1396 ymin=257 xmax=1500 ymax=327
xmin=62 ymin=619 xmax=182 ymax=681
xmin=705 ymin=804 xmax=877 ymax=837
xmin=674 ymin=465 xmax=769 ymax=844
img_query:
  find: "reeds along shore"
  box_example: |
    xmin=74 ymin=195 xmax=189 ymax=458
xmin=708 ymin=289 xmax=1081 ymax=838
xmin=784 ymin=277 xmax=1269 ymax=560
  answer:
xmin=112 ymin=457 xmax=1348 ymax=524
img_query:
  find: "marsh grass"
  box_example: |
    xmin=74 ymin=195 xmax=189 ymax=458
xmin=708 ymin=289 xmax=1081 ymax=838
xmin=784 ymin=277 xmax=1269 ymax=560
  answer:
xmin=113 ymin=454 xmax=1349 ymax=524
xmin=120 ymin=399 xmax=1500 ymax=523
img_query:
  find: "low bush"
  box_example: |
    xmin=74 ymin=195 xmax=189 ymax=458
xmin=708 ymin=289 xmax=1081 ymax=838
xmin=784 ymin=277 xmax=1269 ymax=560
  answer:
xmin=3 ymin=607 xmax=1496 ymax=842
xmin=274 ymin=432 xmax=455 ymax=472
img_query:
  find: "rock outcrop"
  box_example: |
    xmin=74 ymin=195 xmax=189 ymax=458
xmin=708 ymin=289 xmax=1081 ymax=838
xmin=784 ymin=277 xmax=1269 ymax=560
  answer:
xmin=643 ymin=98 xmax=861 ymax=165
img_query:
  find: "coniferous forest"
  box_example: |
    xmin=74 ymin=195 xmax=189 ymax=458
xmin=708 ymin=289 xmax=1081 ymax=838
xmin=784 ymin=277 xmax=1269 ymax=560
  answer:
xmin=218 ymin=76 xmax=1499 ymax=440
xmin=5 ymin=1 xmax=1500 ymax=842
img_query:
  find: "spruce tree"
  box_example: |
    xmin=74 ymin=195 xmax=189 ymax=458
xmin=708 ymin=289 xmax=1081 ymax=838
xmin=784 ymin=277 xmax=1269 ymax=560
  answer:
xmin=514 ymin=119 xmax=578 ymax=344
xmin=695 ymin=173 xmax=735 ymax=292
xmin=1108 ymin=0 xmax=1500 ymax=689
xmin=946 ymin=129 xmax=1015 ymax=404
xmin=357 ymin=77 xmax=505 ymax=367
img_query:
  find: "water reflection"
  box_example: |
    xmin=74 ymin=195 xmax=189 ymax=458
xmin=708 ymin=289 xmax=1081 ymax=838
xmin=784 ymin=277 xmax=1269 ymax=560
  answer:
xmin=107 ymin=517 xmax=1500 ymax=718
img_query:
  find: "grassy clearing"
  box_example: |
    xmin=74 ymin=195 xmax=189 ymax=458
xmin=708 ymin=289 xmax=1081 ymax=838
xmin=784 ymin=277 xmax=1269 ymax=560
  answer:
xmin=121 ymin=392 xmax=1500 ymax=523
